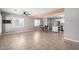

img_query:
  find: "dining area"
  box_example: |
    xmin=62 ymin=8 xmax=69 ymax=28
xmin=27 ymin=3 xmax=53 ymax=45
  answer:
xmin=35 ymin=17 xmax=64 ymax=33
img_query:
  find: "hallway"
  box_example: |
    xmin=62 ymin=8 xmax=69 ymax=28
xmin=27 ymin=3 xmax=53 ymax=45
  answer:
xmin=0 ymin=31 xmax=79 ymax=50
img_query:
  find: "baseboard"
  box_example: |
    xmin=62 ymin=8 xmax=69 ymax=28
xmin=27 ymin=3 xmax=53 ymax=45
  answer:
xmin=2 ymin=28 xmax=34 ymax=35
xmin=64 ymin=37 xmax=79 ymax=43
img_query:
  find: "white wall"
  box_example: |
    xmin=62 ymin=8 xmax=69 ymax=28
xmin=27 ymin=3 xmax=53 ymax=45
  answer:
xmin=2 ymin=13 xmax=34 ymax=34
xmin=43 ymin=17 xmax=48 ymax=26
xmin=64 ymin=8 xmax=79 ymax=41
xmin=55 ymin=17 xmax=64 ymax=23
xmin=0 ymin=12 xmax=2 ymax=36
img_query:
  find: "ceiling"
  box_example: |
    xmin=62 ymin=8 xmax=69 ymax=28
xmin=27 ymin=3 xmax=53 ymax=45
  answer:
xmin=0 ymin=8 xmax=64 ymax=18
xmin=33 ymin=8 xmax=64 ymax=18
xmin=0 ymin=8 xmax=58 ymax=15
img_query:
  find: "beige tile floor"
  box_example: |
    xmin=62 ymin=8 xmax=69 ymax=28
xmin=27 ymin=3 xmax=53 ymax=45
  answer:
xmin=0 ymin=31 xmax=79 ymax=50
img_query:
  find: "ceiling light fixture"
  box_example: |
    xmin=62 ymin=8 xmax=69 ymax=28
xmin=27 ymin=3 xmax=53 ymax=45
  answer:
xmin=23 ymin=11 xmax=31 ymax=16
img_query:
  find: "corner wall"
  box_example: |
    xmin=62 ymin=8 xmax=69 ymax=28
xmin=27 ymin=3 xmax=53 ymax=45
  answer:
xmin=0 ymin=11 xmax=2 ymax=36
xmin=64 ymin=8 xmax=79 ymax=41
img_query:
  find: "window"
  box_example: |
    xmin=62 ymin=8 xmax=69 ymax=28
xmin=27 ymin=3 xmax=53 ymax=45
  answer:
xmin=34 ymin=19 xmax=40 ymax=26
